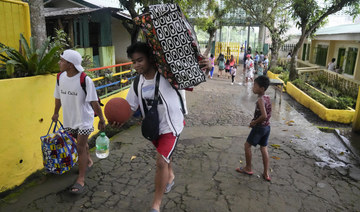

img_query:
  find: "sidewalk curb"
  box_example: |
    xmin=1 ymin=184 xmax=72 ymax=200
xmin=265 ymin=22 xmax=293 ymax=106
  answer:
xmin=334 ymin=129 xmax=360 ymax=162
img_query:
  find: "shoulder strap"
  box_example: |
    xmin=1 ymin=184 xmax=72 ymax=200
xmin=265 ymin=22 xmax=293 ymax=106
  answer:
xmin=174 ymin=89 xmax=185 ymax=115
xmin=56 ymin=71 xmax=64 ymax=86
xmin=153 ymin=73 xmax=160 ymax=102
xmin=133 ymin=75 xmax=140 ymax=96
xmin=80 ymin=72 xmax=87 ymax=95
xmin=141 ymin=73 xmax=160 ymax=114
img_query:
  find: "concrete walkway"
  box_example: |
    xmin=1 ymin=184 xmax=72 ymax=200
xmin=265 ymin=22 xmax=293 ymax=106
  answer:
xmin=1 ymin=70 xmax=360 ymax=212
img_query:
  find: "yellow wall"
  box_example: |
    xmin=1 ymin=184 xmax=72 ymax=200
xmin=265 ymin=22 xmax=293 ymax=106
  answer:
xmin=287 ymin=82 xmax=355 ymax=124
xmin=0 ymin=0 xmax=31 ymax=50
xmin=0 ymin=74 xmax=129 ymax=192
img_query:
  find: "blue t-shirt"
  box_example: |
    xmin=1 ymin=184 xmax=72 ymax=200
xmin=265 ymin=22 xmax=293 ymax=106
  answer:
xmin=255 ymin=55 xmax=259 ymax=62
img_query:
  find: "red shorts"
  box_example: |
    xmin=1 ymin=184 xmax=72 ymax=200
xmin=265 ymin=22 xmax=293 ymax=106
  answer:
xmin=152 ymin=133 xmax=179 ymax=163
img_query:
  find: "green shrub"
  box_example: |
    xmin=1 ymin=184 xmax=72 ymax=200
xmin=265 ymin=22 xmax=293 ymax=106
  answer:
xmin=292 ymin=79 xmax=349 ymax=110
xmin=0 ymin=34 xmax=62 ymax=78
xmin=270 ymin=66 xmax=284 ymax=74
xmin=305 ymin=73 xmax=357 ymax=109
xmin=279 ymin=72 xmax=289 ymax=84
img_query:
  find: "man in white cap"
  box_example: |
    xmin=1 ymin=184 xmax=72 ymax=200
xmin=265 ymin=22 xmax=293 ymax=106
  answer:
xmin=52 ymin=49 xmax=106 ymax=194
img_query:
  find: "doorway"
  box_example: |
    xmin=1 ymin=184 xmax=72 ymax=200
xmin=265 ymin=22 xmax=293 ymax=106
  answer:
xmin=344 ymin=47 xmax=358 ymax=75
xmin=337 ymin=48 xmax=346 ymax=72
xmin=315 ymin=45 xmax=328 ymax=66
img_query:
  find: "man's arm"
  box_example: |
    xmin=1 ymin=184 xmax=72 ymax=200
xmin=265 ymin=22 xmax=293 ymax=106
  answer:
xmin=91 ymin=101 xmax=106 ymax=131
xmin=52 ymin=98 xmax=61 ymax=121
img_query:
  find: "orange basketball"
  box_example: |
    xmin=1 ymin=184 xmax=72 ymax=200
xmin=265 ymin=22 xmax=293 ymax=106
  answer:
xmin=104 ymin=98 xmax=132 ymax=124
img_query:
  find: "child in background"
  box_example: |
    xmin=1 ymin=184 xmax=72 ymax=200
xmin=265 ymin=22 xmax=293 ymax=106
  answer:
xmin=236 ymin=76 xmax=272 ymax=182
xmin=230 ymin=65 xmax=237 ymax=85
xmin=229 ymin=55 xmax=236 ymax=68
xmin=245 ymin=55 xmax=254 ymax=83
xmin=217 ymin=53 xmax=225 ymax=77
xmin=257 ymin=62 xmax=264 ymax=76
xmin=209 ymin=54 xmax=215 ymax=79
xmin=263 ymin=55 xmax=269 ymax=76
xmin=225 ymin=59 xmax=231 ymax=79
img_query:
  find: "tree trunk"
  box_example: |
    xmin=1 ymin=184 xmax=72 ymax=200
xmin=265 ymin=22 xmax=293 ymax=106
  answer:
xmin=203 ymin=31 xmax=215 ymax=57
xmin=289 ymin=34 xmax=307 ymax=81
xmin=258 ymin=25 xmax=265 ymax=52
xmin=29 ymin=0 xmax=47 ymax=50
xmin=269 ymin=37 xmax=280 ymax=70
xmin=131 ymin=27 xmax=140 ymax=44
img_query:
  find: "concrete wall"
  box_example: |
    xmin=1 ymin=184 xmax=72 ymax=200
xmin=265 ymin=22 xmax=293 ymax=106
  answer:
xmin=0 ymin=0 xmax=31 ymax=50
xmin=111 ymin=17 xmax=131 ymax=63
xmin=99 ymin=46 xmax=115 ymax=68
xmin=0 ymin=74 xmax=129 ymax=192
xmin=75 ymin=47 xmax=94 ymax=62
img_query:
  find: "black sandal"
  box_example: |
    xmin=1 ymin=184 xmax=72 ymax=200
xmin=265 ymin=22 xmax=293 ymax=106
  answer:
xmin=69 ymin=182 xmax=86 ymax=194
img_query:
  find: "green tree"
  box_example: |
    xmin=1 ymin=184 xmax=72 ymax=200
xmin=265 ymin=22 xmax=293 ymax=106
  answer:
xmin=190 ymin=0 xmax=229 ymax=56
xmin=289 ymin=0 xmax=360 ymax=81
xmin=119 ymin=0 xmax=186 ymax=43
xmin=232 ymin=0 xmax=291 ymax=68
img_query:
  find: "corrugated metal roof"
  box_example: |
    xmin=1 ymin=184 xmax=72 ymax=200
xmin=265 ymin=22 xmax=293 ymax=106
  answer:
xmin=316 ymin=23 xmax=360 ymax=35
xmin=44 ymin=7 xmax=131 ymax=20
xmin=44 ymin=7 xmax=102 ymax=17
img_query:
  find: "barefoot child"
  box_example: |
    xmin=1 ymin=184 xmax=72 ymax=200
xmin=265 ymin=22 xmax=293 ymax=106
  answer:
xmin=236 ymin=76 xmax=272 ymax=181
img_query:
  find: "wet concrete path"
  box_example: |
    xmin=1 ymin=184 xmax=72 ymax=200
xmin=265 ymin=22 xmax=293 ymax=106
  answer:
xmin=1 ymin=69 xmax=360 ymax=212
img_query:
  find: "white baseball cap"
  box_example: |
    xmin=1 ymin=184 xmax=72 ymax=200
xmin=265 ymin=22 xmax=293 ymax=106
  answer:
xmin=60 ymin=50 xmax=84 ymax=72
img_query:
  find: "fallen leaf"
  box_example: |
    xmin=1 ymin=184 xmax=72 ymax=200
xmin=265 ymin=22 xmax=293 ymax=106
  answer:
xmin=282 ymin=129 xmax=288 ymax=131
xmin=239 ymin=160 xmax=243 ymax=164
xmin=271 ymin=156 xmax=280 ymax=160
xmin=290 ymin=140 xmax=293 ymax=143
xmin=270 ymin=168 xmax=273 ymax=172
xmin=130 ymin=156 xmax=137 ymax=161
xmin=295 ymin=135 xmax=301 ymax=138
xmin=270 ymin=144 xmax=281 ymax=149
xmin=285 ymin=120 xmax=294 ymax=126
xmin=339 ymin=152 xmax=344 ymax=155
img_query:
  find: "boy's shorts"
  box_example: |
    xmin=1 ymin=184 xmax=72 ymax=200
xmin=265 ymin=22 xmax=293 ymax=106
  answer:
xmin=247 ymin=126 xmax=270 ymax=147
xmin=64 ymin=127 xmax=94 ymax=139
xmin=152 ymin=133 xmax=179 ymax=163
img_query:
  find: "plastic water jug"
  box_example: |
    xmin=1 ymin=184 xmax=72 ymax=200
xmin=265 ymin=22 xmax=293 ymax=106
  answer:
xmin=96 ymin=132 xmax=109 ymax=158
